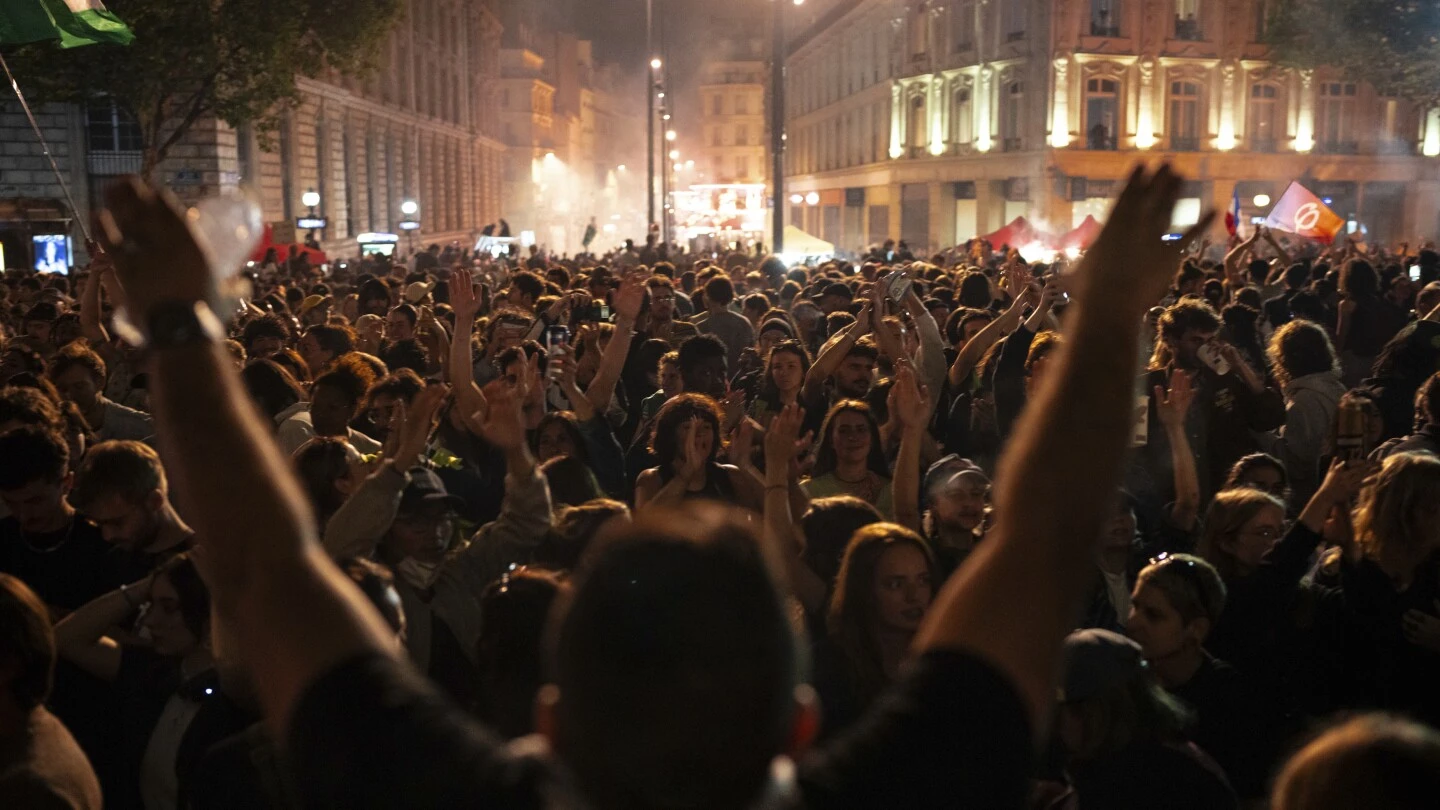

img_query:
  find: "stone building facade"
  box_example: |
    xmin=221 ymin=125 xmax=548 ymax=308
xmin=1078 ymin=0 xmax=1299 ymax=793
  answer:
xmin=0 ymin=0 xmax=507 ymax=268
xmin=783 ymin=0 xmax=1440 ymax=254
xmin=699 ymin=43 xmax=769 ymax=185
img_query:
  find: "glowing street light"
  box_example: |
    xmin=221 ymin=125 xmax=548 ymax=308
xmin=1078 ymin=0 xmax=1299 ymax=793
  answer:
xmin=650 ymin=57 xmax=662 ymax=70
xmin=666 ymin=130 xmax=677 ymax=141
xmin=399 ymin=199 xmax=419 ymax=216
xmin=1253 ymin=194 xmax=1271 ymax=207
xmin=301 ymin=189 xmax=321 ymax=209
xmin=804 ymin=192 xmax=820 ymax=205
xmin=617 ymin=164 xmax=627 ymax=172
xmin=668 ymin=149 xmax=679 ymax=159
xmin=789 ymin=194 xmax=804 ymax=205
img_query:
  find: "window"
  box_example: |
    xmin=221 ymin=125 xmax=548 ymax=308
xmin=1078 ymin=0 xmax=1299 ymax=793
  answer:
xmin=1175 ymin=0 xmax=1201 ymax=40
xmin=951 ymin=88 xmax=973 ymax=145
xmin=279 ymin=116 xmax=296 ymax=220
xmin=910 ymin=4 xmax=930 ymax=57
xmin=86 ymin=101 xmax=143 ymax=152
xmin=712 ymin=127 xmax=722 ymax=147
xmin=1169 ymin=80 xmax=1202 ymax=150
xmin=1253 ymin=0 xmax=1269 ymax=39
xmin=1001 ymin=81 xmax=1024 ymax=150
xmin=736 ymin=124 xmax=748 ymax=146
xmin=1003 ymin=0 xmax=1026 ymax=41
xmin=909 ymin=95 xmax=927 ymax=154
xmin=713 ymin=155 xmax=724 ymax=177
xmin=1091 ymin=0 xmax=1121 ymax=36
xmin=1318 ymin=82 xmax=1357 ymax=152
xmin=236 ymin=125 xmax=253 ymax=184
xmin=737 ymin=155 xmax=748 ymax=177
xmin=711 ymin=94 xmax=723 ymax=115
xmin=1248 ymin=84 xmax=1279 ymax=151
xmin=1086 ymin=78 xmax=1119 ymax=149
xmin=951 ymin=0 xmax=975 ymax=50
xmin=736 ymin=95 xmax=748 ymax=114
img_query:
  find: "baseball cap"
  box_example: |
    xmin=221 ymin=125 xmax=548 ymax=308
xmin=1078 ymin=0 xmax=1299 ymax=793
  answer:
xmin=1059 ymin=628 xmax=1148 ymax=703
xmin=822 ymin=281 xmax=853 ymax=300
xmin=298 ymin=294 xmax=332 ymax=316
xmin=398 ymin=467 xmax=465 ymax=515
xmin=759 ymin=318 xmax=794 ymax=339
xmin=404 ymin=280 xmax=437 ymax=304
xmin=24 ymin=302 xmax=60 ymax=323
xmin=923 ymin=454 xmax=986 ymax=501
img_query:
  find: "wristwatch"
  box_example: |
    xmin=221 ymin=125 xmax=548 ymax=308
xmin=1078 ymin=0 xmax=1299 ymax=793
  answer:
xmin=146 ymin=300 xmax=226 ymax=350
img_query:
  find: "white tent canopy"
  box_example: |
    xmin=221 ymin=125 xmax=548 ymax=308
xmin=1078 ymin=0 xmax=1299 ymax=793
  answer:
xmin=781 ymin=225 xmax=834 ymax=257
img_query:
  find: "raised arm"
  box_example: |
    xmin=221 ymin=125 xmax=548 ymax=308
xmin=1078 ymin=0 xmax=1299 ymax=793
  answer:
xmin=1223 ymin=230 xmax=1260 ymax=282
xmin=447 ymin=276 xmax=487 ymax=414
xmin=79 ymin=252 xmax=112 ymax=346
xmin=585 ymin=270 xmax=645 ymax=412
xmin=948 ymin=283 xmax=1032 ymax=389
xmin=763 ymin=403 xmax=828 ymax=616
xmin=1155 ymin=370 xmax=1200 ymax=531
xmin=803 ymin=300 xmax=871 ymax=399
xmin=890 ymin=361 xmax=929 ymax=533
xmin=914 ymin=164 xmax=1214 ymax=733
xmin=97 ymin=178 xmax=398 ymax=736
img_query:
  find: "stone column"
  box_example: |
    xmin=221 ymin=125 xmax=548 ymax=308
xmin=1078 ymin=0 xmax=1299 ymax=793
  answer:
xmin=1050 ymin=54 xmax=1070 ymax=148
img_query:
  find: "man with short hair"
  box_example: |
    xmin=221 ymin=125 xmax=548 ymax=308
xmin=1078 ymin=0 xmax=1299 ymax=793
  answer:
xmin=47 ymin=344 xmax=152 ymax=442
xmin=692 ymin=276 xmax=754 ymax=371
xmin=384 ymin=303 xmax=418 ymax=343
xmin=70 ymin=440 xmax=194 ymax=582
xmin=0 ymin=428 xmax=113 ymax=611
xmin=676 ymin=334 xmax=728 ymax=400
xmin=0 ymin=573 xmax=102 ymax=809
xmin=506 ymin=271 xmax=545 ymax=313
xmin=819 ymin=280 xmax=854 ymax=315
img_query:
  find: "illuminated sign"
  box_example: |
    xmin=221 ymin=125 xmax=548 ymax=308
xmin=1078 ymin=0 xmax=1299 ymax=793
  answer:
xmin=296 ymin=217 xmax=328 ymax=229
xmin=398 ymin=220 xmax=421 ymax=231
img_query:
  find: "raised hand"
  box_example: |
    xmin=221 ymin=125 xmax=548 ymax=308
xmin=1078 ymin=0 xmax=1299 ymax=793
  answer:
xmin=675 ymin=416 xmax=707 ymax=484
xmin=390 ymin=384 xmax=449 ymax=470
xmin=451 ymin=275 xmax=482 ymax=321
xmin=764 ymin=402 xmax=805 ymax=467
xmin=94 ymin=177 xmax=217 ymax=328
xmin=892 ymin=361 xmax=932 ymax=432
xmin=1154 ymin=369 xmax=1194 ymax=432
xmin=471 ymin=354 xmax=535 ymax=451
xmin=613 ymin=269 xmax=648 ymax=322
xmin=1314 ymin=458 xmax=1376 ymax=506
xmin=729 ymin=417 xmax=758 ymax=467
xmin=1072 ymin=163 xmax=1216 ymax=316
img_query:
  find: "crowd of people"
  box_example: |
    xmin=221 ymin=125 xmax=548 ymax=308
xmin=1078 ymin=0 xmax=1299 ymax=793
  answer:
xmin=1 ymin=164 xmax=1440 ymax=809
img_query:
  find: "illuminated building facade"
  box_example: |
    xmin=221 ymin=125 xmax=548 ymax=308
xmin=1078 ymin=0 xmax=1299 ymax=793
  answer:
xmin=784 ymin=0 xmax=1440 ymax=254
xmin=699 ymin=44 xmax=769 ymax=185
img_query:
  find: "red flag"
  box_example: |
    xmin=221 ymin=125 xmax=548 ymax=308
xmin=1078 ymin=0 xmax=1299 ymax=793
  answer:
xmin=1263 ymin=182 xmax=1345 ymax=242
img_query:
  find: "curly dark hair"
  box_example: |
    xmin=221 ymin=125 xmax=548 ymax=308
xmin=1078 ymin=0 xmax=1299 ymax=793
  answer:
xmin=648 ymin=393 xmax=722 ymax=471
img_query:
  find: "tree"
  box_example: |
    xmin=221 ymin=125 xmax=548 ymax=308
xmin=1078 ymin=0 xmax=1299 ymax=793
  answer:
xmin=7 ymin=0 xmax=403 ymax=177
xmin=1266 ymin=0 xmax=1440 ymax=110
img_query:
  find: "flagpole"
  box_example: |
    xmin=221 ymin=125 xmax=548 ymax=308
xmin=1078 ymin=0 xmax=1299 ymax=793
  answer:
xmin=0 ymin=51 xmax=91 ymax=242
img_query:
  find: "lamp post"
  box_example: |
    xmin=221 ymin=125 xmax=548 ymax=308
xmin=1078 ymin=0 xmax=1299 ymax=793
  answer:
xmin=771 ymin=0 xmax=804 ymax=254
xmin=647 ymin=0 xmax=659 ymax=233
xmin=301 ymin=189 xmax=321 ymax=248
xmin=400 ymin=199 xmax=419 ymax=254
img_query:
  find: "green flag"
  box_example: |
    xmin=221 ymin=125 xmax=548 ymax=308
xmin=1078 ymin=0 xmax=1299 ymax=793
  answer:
xmin=0 ymin=0 xmax=134 ymax=48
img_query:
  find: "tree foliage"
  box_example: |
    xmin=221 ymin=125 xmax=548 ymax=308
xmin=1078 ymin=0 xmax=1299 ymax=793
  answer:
xmin=7 ymin=0 xmax=403 ymax=175
xmin=1266 ymin=0 xmax=1440 ymax=110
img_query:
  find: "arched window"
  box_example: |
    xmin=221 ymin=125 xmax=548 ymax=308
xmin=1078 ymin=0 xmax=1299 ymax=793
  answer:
xmin=1318 ymin=82 xmax=1358 ymax=153
xmin=1001 ymin=80 xmax=1025 ymax=151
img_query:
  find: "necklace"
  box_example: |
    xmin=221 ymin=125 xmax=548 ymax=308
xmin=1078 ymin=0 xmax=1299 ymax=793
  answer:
xmin=20 ymin=516 xmax=75 ymax=555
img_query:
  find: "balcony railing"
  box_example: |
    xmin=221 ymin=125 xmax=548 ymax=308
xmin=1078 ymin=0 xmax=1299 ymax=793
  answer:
xmin=1170 ymin=136 xmax=1201 ymax=151
xmin=87 ymin=151 xmax=144 ymax=175
xmin=1090 ymin=23 xmax=1122 ymax=37
xmin=1250 ymin=137 xmax=1277 ymax=153
xmin=1002 ymin=137 xmax=1024 ymax=152
xmin=1087 ymin=130 xmax=1117 ymax=150
xmin=1317 ymin=140 xmax=1359 ymax=155
xmin=1174 ymin=16 xmax=1203 ymax=40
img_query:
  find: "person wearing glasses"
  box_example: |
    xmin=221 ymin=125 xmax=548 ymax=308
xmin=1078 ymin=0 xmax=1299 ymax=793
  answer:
xmin=1199 ymin=460 xmax=1371 ymax=726
xmin=1127 ymin=552 xmax=1277 ymax=801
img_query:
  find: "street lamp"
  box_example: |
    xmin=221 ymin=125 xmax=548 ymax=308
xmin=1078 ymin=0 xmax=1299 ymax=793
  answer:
xmin=301 ymin=189 xmax=322 ymax=247
xmin=666 ymin=130 xmax=677 ymax=142
xmin=651 ymin=57 xmax=662 ymax=70
xmin=669 ymin=149 xmax=679 ymax=160
xmin=399 ymin=199 xmax=420 ymax=253
xmin=789 ymin=193 xmax=803 ymax=205
xmin=804 ymin=192 xmax=819 ymax=205
xmin=1253 ymin=194 xmax=1271 ymax=208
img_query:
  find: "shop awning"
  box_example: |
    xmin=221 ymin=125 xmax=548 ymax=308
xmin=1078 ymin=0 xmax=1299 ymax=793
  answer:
xmin=782 ymin=225 xmax=834 ymax=256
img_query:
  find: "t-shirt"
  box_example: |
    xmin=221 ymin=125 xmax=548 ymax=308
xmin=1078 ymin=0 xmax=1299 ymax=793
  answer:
xmin=286 ymin=649 xmax=1032 ymax=810
xmin=694 ymin=308 xmax=757 ymax=371
xmin=803 ymin=473 xmax=894 ymax=520
xmin=0 ymin=515 xmax=115 ymax=611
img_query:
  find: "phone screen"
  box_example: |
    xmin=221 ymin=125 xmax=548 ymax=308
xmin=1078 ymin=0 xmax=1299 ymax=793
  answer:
xmin=1410 ymin=265 xmax=1422 ymax=282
